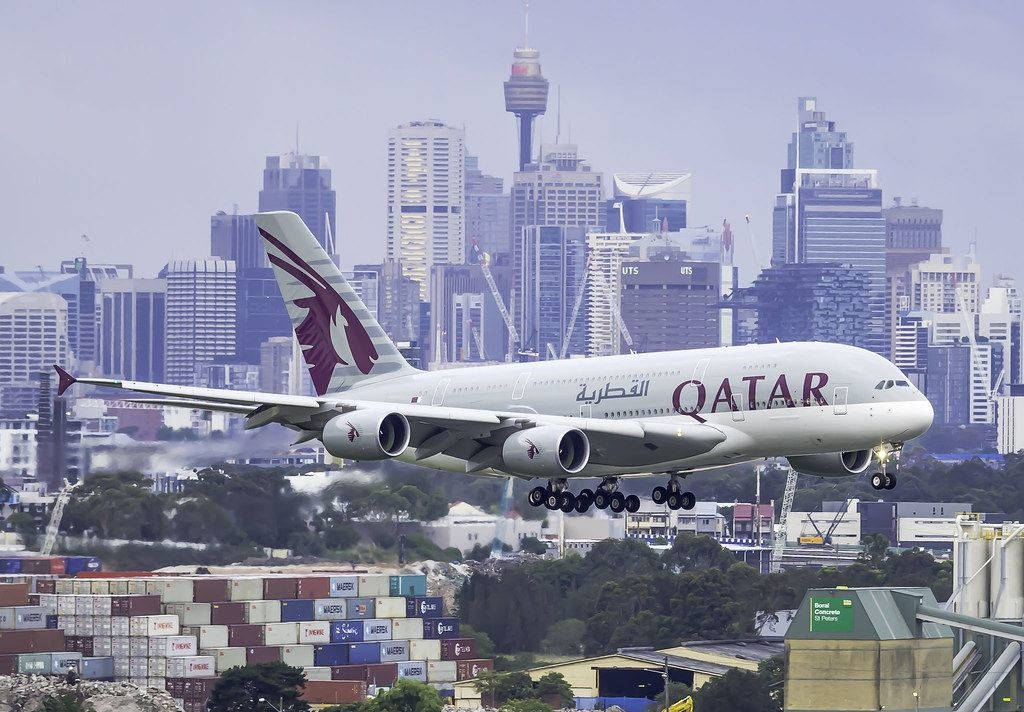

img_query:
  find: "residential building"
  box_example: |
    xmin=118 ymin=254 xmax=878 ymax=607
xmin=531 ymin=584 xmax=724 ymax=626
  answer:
xmin=465 ymin=155 xmax=511 ymax=262
xmin=386 ymin=121 xmax=466 ymax=298
xmin=517 ymin=225 xmax=587 ymax=358
xmin=160 ymin=259 xmax=236 ymax=386
xmin=606 ymin=172 xmax=691 ymax=232
xmin=0 ymin=293 xmax=68 ymax=418
xmin=197 ymin=362 xmax=260 ymax=391
xmin=211 ymin=210 xmax=263 ymax=269
xmin=732 ymin=504 xmax=775 ymax=543
xmin=235 ymin=267 xmax=291 ymax=364
xmin=98 ymin=278 xmax=165 ymax=382
xmin=926 ymin=342 xmax=987 ymax=425
xmin=998 ymin=388 xmax=1024 ymax=454
xmin=625 ymin=500 xmax=725 ymax=542
xmin=353 ymin=262 xmax=421 ymax=344
xmin=34 ymin=370 xmax=84 ymax=488
xmin=908 ymin=252 xmax=981 ymax=314
xmin=259 ymin=336 xmax=293 ymax=394
xmin=0 ymin=419 xmax=37 ymax=478
xmin=421 ymin=502 xmax=543 ymax=554
xmin=258 ymin=153 xmax=336 ymax=255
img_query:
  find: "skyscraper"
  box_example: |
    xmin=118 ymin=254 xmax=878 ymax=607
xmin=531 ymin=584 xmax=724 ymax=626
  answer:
xmin=770 ymin=97 xmax=887 ymax=356
xmin=884 ymin=198 xmax=943 ymax=279
xmin=258 ymin=153 xmax=336 ymax=254
xmin=160 ymin=259 xmax=236 ymax=385
xmin=503 ymin=44 xmax=548 ymax=171
xmin=465 ymin=155 xmax=511 ymax=262
xmin=605 ymin=173 xmax=691 ymax=233
xmin=619 ymin=259 xmax=721 ymax=353
xmin=235 ymin=267 xmax=292 ymax=364
xmin=211 ymin=210 xmax=263 ymax=269
xmin=99 ymin=278 xmax=166 ymax=382
xmin=0 ymin=293 xmax=68 ymax=418
xmin=353 ymin=262 xmax=422 ymax=344
xmin=386 ymin=121 xmax=466 ymax=298
xmin=517 ymin=225 xmax=587 ymax=358
xmin=428 ymin=262 xmax=512 ymax=366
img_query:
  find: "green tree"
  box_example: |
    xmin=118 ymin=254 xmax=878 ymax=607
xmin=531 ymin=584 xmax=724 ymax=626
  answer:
xmin=860 ymin=533 xmax=890 ymax=566
xmin=458 ymin=623 xmax=497 ymax=660
xmin=475 ymin=671 xmax=537 ymax=706
xmin=534 ymin=672 xmax=574 ymax=707
xmin=693 ymin=669 xmax=779 ymax=712
xmin=5 ymin=511 xmax=40 ymax=548
xmin=207 ymin=661 xmax=310 ymax=712
xmin=365 ymin=678 xmax=442 ymax=712
xmin=758 ymin=656 xmax=784 ymax=710
xmin=540 ymin=618 xmax=585 ymax=654
xmin=519 ymin=536 xmax=547 ymax=555
xmin=662 ymin=532 xmax=737 ymax=572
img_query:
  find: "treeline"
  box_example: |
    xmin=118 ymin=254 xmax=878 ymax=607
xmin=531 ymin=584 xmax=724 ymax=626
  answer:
xmin=457 ymin=536 xmax=951 ymax=656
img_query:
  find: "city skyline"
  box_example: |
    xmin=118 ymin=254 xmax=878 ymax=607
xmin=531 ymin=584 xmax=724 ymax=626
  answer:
xmin=2 ymin=2 xmax=1021 ymax=284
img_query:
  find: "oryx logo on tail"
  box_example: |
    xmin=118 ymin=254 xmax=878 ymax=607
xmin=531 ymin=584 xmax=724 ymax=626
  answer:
xmin=259 ymin=227 xmax=379 ymax=394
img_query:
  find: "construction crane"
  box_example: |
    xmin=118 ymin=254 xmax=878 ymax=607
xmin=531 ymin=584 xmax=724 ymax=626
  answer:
xmin=469 ymin=325 xmax=486 ymax=361
xmin=40 ymin=479 xmax=81 ymax=556
xmin=560 ymin=254 xmax=593 ymax=359
xmin=744 ymin=214 xmax=767 ymax=270
xmin=591 ymin=265 xmax=635 ymax=354
xmin=771 ymin=464 xmax=798 ymax=573
xmin=471 ymin=241 xmax=519 ymax=362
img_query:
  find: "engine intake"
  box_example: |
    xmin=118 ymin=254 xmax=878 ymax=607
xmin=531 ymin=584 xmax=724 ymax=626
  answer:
xmin=787 ymin=449 xmax=873 ymax=478
xmin=502 ymin=426 xmax=590 ymax=477
xmin=322 ymin=410 xmax=410 ymax=460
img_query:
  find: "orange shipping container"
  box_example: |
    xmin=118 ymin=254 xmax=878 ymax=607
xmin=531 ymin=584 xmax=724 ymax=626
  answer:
xmin=301 ymin=680 xmax=367 ymax=704
xmin=0 ymin=583 xmax=30 ymax=607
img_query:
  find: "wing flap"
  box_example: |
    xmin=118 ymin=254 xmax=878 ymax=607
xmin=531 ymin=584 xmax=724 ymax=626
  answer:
xmin=124 ymin=398 xmax=257 ymax=414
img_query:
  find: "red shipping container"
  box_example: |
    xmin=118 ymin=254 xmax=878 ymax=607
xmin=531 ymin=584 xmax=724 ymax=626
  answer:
xmin=440 ymin=638 xmax=477 ymax=661
xmin=166 ymin=678 xmax=187 ymax=697
xmin=34 ymin=580 xmax=55 ymax=594
xmin=263 ymin=577 xmax=298 ymax=600
xmin=0 ymin=655 xmax=16 ymax=675
xmin=110 ymin=595 xmax=161 ymax=617
xmin=245 ymin=646 xmax=281 ymax=664
xmin=228 ymin=624 xmax=265 ymax=647
xmin=210 ymin=602 xmax=246 ymax=625
xmin=0 ymin=583 xmax=30 ymax=607
xmin=192 ymin=579 xmax=230 ymax=603
xmin=49 ymin=558 xmax=66 ymax=575
xmin=16 ymin=559 xmax=51 ymax=575
xmin=183 ymin=677 xmax=219 ymax=701
xmin=331 ymin=665 xmax=368 ymax=681
xmin=295 ymin=576 xmax=330 ymax=600
xmin=301 ymin=680 xmax=367 ymax=704
xmin=366 ymin=663 xmax=398 ymax=686
xmin=0 ymin=630 xmax=65 ymax=655
xmin=456 ymin=659 xmax=493 ymax=681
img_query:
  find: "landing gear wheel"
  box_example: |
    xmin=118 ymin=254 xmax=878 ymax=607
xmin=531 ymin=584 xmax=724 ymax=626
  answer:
xmin=652 ymin=486 xmax=667 ymax=504
xmin=545 ymin=491 xmax=561 ymax=510
xmin=559 ymin=492 xmax=577 ymax=513
xmin=575 ymin=489 xmax=594 ymax=513
xmin=624 ymin=494 xmax=641 ymax=513
xmin=528 ymin=486 xmax=547 ymax=507
xmin=609 ymin=492 xmax=626 ymax=514
xmin=870 ymin=472 xmax=885 ymax=491
xmin=883 ymin=473 xmax=897 ymax=490
xmin=666 ymin=492 xmax=682 ymax=510
xmin=593 ymin=491 xmax=611 ymax=510
xmin=680 ymin=491 xmax=696 ymax=510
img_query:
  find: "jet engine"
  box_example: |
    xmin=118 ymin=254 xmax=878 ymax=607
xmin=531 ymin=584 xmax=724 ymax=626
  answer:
xmin=787 ymin=449 xmax=873 ymax=477
xmin=502 ymin=426 xmax=590 ymax=477
xmin=321 ymin=410 xmax=410 ymax=460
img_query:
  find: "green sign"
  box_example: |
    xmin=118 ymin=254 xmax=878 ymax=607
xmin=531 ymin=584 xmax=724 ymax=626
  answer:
xmin=809 ymin=596 xmax=854 ymax=632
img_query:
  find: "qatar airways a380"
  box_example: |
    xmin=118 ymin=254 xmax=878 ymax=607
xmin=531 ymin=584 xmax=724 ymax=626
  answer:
xmin=55 ymin=212 xmax=933 ymax=515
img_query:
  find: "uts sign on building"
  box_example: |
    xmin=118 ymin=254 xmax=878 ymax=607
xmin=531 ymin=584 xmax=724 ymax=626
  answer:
xmin=619 ymin=260 xmax=720 ymax=352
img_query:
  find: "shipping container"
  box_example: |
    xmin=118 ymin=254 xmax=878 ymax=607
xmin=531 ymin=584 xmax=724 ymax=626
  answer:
xmin=8 ymin=605 xmax=44 ymax=630
xmin=264 ymin=622 xmax=299 ymax=646
xmin=65 ymin=556 xmax=101 ymax=576
xmin=165 ymin=677 xmax=187 ymax=697
xmin=440 ymin=639 xmax=477 ymax=661
xmin=298 ymin=621 xmax=331 ymax=644
xmin=129 ymin=637 xmax=149 ymax=657
xmin=229 ymin=578 xmax=264 ymax=602
xmin=74 ymin=597 xmax=94 ymax=616
xmin=148 ymin=656 xmax=167 ymax=676
xmin=243 ymin=599 xmax=281 ymax=624
xmin=345 ymin=598 xmax=375 ymax=619
xmin=361 ymin=619 xmax=393 ymax=642
xmin=45 ymin=615 xmax=58 ymax=630
xmin=424 ymin=618 xmax=459 ymax=640
xmin=17 ymin=652 xmax=52 ymax=674
xmin=313 ymin=598 xmax=346 ymax=621
xmin=36 ymin=579 xmax=57 ymax=595
xmin=112 ymin=658 xmax=129 ymax=679
xmin=391 ymin=618 xmax=423 ymax=640
xmin=166 ymin=655 xmax=217 ymax=678
xmin=198 ymin=625 xmax=229 ymax=649
xmin=92 ymin=636 xmax=112 ymax=657
xmin=300 ymin=679 xmax=367 ymax=705
xmin=379 ymin=640 xmax=410 ymax=663
xmin=263 ymin=577 xmax=298 ymax=600
xmin=88 ymin=580 xmax=110 ymax=596
xmin=410 ymin=639 xmax=441 ymax=661
xmin=427 ymin=660 xmax=457 ymax=683
xmin=405 ymin=596 xmax=443 ymax=619
xmin=389 ymin=575 xmax=427 ymax=597
xmin=455 ymin=659 xmax=493 ymax=680
xmin=245 ymin=646 xmax=281 ymax=664
xmin=210 ymin=602 xmax=245 ymax=625
xmin=313 ymin=643 xmax=350 ymax=667
xmin=149 ymin=635 xmax=198 ymax=658
xmin=281 ymin=644 xmax=314 ymax=668
xmin=302 ymin=665 xmax=332 ymax=681
xmin=192 ymin=579 xmax=229 ymax=603
xmin=51 ymin=651 xmax=82 ymax=673
xmin=357 ymin=576 xmax=388 ymax=598
xmin=227 ymin=624 xmax=264 ymax=647
xmin=154 ymin=578 xmax=195 ymax=604
xmin=129 ymin=614 xmax=179 ymax=637
xmin=0 ymin=629 xmax=64 ymax=654
xmin=128 ymin=657 xmax=150 ymax=678
xmin=109 ymin=617 xmax=129 ymax=637
xmin=367 ymin=662 xmax=399 ymax=686
xmin=330 ymin=619 xmax=365 ymax=643
xmin=93 ymin=598 xmax=112 ymax=616
xmin=0 ymin=655 xmax=14 ymax=676
xmin=71 ymin=580 xmax=91 ymax=595
xmin=0 ymin=608 xmax=12 ymax=628
xmin=210 ymin=647 xmax=247 ymax=673
xmin=80 ymin=656 xmax=115 ymax=680
xmin=0 ymin=560 xmax=21 ymax=575
xmin=397 ymin=660 xmax=427 ymax=682
xmin=0 ymin=583 xmax=29 ymax=607
xmin=346 ymin=642 xmax=380 ymax=665
xmin=280 ymin=599 xmax=314 ymax=623
xmin=183 ymin=677 xmax=219 ymax=701
xmin=164 ymin=603 xmax=212 ymax=626
xmin=110 ymin=595 xmax=161 ymax=617
xmin=373 ymin=597 xmax=406 ymax=619
xmin=295 ymin=576 xmax=330 ymax=600
xmin=330 ymin=664 xmax=368 ymax=681
xmin=329 ymin=576 xmax=359 ymax=598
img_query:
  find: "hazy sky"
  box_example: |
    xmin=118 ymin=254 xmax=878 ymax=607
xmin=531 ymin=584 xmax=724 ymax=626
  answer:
xmin=2 ymin=1 xmax=1022 ymax=285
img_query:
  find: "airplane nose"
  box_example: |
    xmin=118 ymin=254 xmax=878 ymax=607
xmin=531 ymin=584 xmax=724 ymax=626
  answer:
xmin=912 ymin=397 xmax=934 ymax=438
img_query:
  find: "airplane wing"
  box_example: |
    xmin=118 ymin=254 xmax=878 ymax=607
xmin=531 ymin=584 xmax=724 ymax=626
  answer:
xmin=55 ymin=366 xmax=726 ymax=473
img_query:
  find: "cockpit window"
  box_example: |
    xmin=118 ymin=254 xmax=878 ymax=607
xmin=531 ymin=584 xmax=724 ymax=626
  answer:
xmin=875 ymin=381 xmax=886 ymax=389
xmin=895 ymin=380 xmax=910 ymax=387
xmin=885 ymin=380 xmax=895 ymax=389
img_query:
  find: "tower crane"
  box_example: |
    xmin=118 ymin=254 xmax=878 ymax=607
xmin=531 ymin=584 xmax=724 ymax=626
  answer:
xmin=471 ymin=241 xmax=519 ymax=362
xmin=771 ymin=464 xmax=797 ymax=573
xmin=560 ymin=254 xmax=592 ymax=359
xmin=744 ymin=214 xmax=767 ymax=270
xmin=40 ymin=479 xmax=81 ymax=556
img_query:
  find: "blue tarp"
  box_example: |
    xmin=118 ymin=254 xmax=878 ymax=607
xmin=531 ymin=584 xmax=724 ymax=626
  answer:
xmin=575 ymin=697 xmax=658 ymax=712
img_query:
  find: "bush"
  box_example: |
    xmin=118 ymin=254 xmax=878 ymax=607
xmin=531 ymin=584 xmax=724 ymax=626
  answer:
xmin=535 ymin=672 xmax=573 ymax=707
xmin=520 ymin=536 xmax=547 ymax=555
xmin=540 ymin=619 xmax=585 ymax=655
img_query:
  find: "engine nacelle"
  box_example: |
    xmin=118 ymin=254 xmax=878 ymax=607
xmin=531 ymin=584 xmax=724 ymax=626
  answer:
xmin=321 ymin=410 xmax=410 ymax=460
xmin=787 ymin=450 xmax=873 ymax=478
xmin=502 ymin=426 xmax=590 ymax=477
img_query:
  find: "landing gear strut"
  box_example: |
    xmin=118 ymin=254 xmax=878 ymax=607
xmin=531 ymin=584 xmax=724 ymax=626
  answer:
xmin=869 ymin=444 xmax=899 ymax=491
xmin=652 ymin=476 xmax=696 ymax=511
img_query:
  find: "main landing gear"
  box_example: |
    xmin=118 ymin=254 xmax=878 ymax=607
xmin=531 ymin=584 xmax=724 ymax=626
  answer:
xmin=651 ymin=476 xmax=696 ymax=511
xmin=528 ymin=478 xmax=641 ymax=514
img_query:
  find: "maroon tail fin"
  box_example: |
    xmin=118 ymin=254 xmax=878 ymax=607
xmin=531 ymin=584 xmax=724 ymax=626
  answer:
xmin=54 ymin=365 xmax=76 ymax=396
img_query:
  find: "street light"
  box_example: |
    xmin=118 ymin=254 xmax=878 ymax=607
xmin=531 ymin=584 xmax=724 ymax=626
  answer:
xmin=257 ymin=697 xmax=285 ymax=712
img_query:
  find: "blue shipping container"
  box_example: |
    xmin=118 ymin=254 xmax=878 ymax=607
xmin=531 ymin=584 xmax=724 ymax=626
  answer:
xmin=424 ymin=618 xmax=459 ymax=640
xmin=406 ymin=596 xmax=444 ymax=618
xmin=63 ymin=556 xmax=100 ymax=576
xmin=331 ymin=620 xmax=364 ymax=643
xmin=80 ymin=657 xmax=115 ymax=680
xmin=281 ymin=599 xmax=315 ymax=623
xmin=345 ymin=597 xmax=375 ymax=619
xmin=45 ymin=615 xmax=58 ymax=629
xmin=347 ymin=642 xmax=381 ymax=664
xmin=312 ymin=644 xmax=349 ymax=667
xmin=0 ymin=559 xmax=22 ymax=575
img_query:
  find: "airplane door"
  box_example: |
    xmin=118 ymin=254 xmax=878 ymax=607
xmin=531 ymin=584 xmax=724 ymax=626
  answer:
xmin=431 ymin=379 xmax=450 ymax=406
xmin=579 ymin=403 xmax=592 ymax=418
xmin=693 ymin=358 xmax=710 ymax=382
xmin=731 ymin=394 xmax=745 ymax=422
xmin=512 ymin=373 xmax=530 ymax=400
xmin=833 ymin=386 xmax=848 ymax=415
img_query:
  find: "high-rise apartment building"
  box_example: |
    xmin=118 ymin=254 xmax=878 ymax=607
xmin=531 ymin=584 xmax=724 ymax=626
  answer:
xmin=0 ymin=293 xmax=69 ymax=419
xmin=908 ymin=252 xmax=981 ymax=314
xmin=517 ymin=225 xmax=587 ymax=358
xmin=353 ymin=262 xmax=421 ymax=344
xmin=605 ymin=173 xmax=690 ymax=233
xmin=98 ymin=278 xmax=166 ymax=382
xmin=235 ymin=267 xmax=291 ymax=364
xmin=259 ymin=153 xmax=336 ymax=254
xmin=386 ymin=121 xmax=466 ymax=298
xmin=160 ymin=259 xmax=236 ymax=386
xmin=211 ymin=210 xmax=263 ymax=270
xmin=259 ymin=336 xmax=293 ymax=395
xmin=465 ymin=155 xmax=511 ymax=262
xmin=771 ymin=97 xmax=887 ymax=356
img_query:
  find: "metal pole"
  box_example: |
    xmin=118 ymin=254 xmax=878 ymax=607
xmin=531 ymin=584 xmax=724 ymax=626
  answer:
xmin=664 ymin=655 xmax=669 ymax=712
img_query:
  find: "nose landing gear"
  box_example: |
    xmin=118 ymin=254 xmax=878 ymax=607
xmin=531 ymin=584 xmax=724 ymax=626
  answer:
xmin=869 ymin=443 xmax=899 ymax=490
xmin=870 ymin=472 xmax=896 ymax=490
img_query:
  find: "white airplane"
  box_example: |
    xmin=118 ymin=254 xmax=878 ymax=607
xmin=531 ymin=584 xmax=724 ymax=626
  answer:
xmin=54 ymin=212 xmax=933 ymax=515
